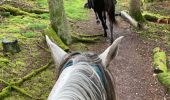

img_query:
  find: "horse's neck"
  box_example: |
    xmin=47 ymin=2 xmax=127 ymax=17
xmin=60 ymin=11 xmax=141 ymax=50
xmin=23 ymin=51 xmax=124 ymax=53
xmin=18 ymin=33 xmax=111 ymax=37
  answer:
xmin=48 ymin=63 xmax=107 ymax=100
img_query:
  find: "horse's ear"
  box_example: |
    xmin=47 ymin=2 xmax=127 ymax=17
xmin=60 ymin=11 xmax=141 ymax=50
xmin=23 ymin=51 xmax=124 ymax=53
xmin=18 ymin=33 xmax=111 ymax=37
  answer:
xmin=99 ymin=36 xmax=124 ymax=68
xmin=46 ymin=35 xmax=67 ymax=65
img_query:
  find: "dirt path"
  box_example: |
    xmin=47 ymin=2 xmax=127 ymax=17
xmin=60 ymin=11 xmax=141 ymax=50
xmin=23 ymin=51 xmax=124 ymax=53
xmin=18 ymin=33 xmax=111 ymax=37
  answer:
xmin=74 ymin=11 xmax=166 ymax=100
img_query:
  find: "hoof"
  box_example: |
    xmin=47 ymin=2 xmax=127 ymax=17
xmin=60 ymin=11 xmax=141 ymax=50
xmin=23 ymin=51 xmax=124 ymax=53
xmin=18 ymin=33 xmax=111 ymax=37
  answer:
xmin=110 ymin=38 xmax=114 ymax=44
xmin=104 ymin=33 xmax=107 ymax=37
xmin=96 ymin=20 xmax=100 ymax=24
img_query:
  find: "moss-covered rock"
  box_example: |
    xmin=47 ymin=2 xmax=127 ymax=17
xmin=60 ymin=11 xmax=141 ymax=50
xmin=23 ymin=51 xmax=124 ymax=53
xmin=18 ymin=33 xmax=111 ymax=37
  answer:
xmin=157 ymin=72 xmax=170 ymax=93
xmin=153 ymin=47 xmax=167 ymax=73
xmin=152 ymin=47 xmax=170 ymax=93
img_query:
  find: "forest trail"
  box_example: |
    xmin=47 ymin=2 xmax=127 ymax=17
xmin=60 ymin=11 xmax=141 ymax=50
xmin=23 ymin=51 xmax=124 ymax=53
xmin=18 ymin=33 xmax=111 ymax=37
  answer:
xmin=74 ymin=10 xmax=166 ymax=100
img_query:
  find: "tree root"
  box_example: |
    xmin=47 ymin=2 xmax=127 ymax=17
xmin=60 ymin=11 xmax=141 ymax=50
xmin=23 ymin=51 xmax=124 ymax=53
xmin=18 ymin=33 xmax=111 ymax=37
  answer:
xmin=71 ymin=33 xmax=99 ymax=43
xmin=143 ymin=12 xmax=170 ymax=24
xmin=74 ymin=33 xmax=103 ymax=38
xmin=12 ymin=86 xmax=34 ymax=99
xmin=44 ymin=27 xmax=69 ymax=51
xmin=0 ymin=5 xmax=37 ymax=17
xmin=0 ymin=86 xmax=11 ymax=99
xmin=1 ymin=0 xmax=49 ymax=14
xmin=15 ymin=60 xmax=53 ymax=85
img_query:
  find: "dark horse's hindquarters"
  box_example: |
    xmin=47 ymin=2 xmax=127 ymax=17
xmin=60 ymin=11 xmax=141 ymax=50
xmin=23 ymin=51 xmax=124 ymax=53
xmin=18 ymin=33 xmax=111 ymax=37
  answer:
xmin=85 ymin=0 xmax=117 ymax=43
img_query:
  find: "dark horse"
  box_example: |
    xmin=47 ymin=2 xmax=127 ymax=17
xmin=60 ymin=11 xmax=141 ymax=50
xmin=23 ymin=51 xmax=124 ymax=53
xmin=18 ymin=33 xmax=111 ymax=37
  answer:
xmin=85 ymin=0 xmax=117 ymax=43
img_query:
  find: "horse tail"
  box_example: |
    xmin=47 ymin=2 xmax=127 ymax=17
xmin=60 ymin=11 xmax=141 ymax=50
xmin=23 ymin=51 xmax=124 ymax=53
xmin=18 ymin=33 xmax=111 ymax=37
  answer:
xmin=105 ymin=0 xmax=117 ymax=24
xmin=108 ymin=7 xmax=117 ymax=24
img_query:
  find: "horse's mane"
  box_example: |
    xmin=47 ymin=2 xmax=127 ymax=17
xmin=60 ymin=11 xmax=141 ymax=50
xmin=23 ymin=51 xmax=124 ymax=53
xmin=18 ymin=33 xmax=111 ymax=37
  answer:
xmin=48 ymin=62 xmax=107 ymax=100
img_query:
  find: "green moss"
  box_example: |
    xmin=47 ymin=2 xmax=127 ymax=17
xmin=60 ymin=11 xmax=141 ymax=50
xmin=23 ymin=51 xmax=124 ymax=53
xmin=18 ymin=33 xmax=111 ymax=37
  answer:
xmin=153 ymin=47 xmax=167 ymax=73
xmin=26 ymin=23 xmax=47 ymax=30
xmin=22 ymin=32 xmax=37 ymax=38
xmin=0 ymin=24 xmax=21 ymax=33
xmin=0 ymin=86 xmax=11 ymax=99
xmin=4 ymin=91 xmax=30 ymax=100
xmin=0 ymin=0 xmax=53 ymax=99
xmin=76 ymin=33 xmax=103 ymax=37
xmin=20 ymin=65 xmax=56 ymax=99
xmin=70 ymin=43 xmax=88 ymax=51
xmin=71 ymin=33 xmax=99 ymax=43
xmin=44 ymin=27 xmax=69 ymax=51
xmin=0 ymin=12 xmax=10 ymax=17
xmin=12 ymin=86 xmax=33 ymax=98
xmin=0 ymin=58 xmax=10 ymax=67
xmin=0 ymin=5 xmax=36 ymax=17
xmin=0 ymin=58 xmax=10 ymax=64
xmin=39 ymin=13 xmax=49 ymax=19
xmin=137 ymin=21 xmax=170 ymax=40
xmin=130 ymin=11 xmax=146 ymax=23
xmin=36 ymin=0 xmax=48 ymax=9
xmin=64 ymin=0 xmax=89 ymax=20
xmin=157 ymin=72 xmax=170 ymax=85
xmin=143 ymin=14 xmax=158 ymax=22
xmin=15 ymin=60 xmax=52 ymax=85
xmin=153 ymin=47 xmax=170 ymax=93
xmin=142 ymin=12 xmax=170 ymax=23
xmin=15 ymin=61 xmax=26 ymax=67
xmin=144 ymin=1 xmax=170 ymax=16
xmin=8 ymin=16 xmax=35 ymax=25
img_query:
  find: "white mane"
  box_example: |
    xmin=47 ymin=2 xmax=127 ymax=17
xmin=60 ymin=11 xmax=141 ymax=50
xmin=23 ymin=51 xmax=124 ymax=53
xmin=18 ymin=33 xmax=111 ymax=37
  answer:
xmin=48 ymin=62 xmax=107 ymax=100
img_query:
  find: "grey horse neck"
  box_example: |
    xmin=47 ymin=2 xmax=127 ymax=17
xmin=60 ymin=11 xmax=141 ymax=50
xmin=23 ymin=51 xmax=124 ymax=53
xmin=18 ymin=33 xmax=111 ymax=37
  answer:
xmin=48 ymin=62 xmax=107 ymax=100
xmin=48 ymin=52 xmax=116 ymax=100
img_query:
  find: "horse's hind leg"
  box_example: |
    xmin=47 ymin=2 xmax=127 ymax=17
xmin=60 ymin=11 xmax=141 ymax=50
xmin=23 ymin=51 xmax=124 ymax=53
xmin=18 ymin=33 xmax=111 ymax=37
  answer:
xmin=103 ymin=12 xmax=107 ymax=24
xmin=94 ymin=12 xmax=100 ymax=24
xmin=110 ymin=22 xmax=113 ymax=44
xmin=98 ymin=11 xmax=108 ymax=37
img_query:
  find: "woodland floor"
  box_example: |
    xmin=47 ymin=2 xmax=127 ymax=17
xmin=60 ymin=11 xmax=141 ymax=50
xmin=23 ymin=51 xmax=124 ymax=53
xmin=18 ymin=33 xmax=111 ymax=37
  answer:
xmin=74 ymin=10 xmax=168 ymax=100
xmin=0 ymin=0 xmax=170 ymax=99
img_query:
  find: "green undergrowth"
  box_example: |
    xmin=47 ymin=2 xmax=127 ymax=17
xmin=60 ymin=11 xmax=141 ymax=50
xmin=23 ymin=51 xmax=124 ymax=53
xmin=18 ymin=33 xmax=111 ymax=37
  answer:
xmin=22 ymin=31 xmax=37 ymax=38
xmin=143 ymin=11 xmax=169 ymax=19
xmin=137 ymin=22 xmax=170 ymax=46
xmin=144 ymin=1 xmax=170 ymax=16
xmin=132 ymin=1 xmax=170 ymax=49
xmin=64 ymin=0 xmax=89 ymax=20
xmin=0 ymin=0 xmax=56 ymax=99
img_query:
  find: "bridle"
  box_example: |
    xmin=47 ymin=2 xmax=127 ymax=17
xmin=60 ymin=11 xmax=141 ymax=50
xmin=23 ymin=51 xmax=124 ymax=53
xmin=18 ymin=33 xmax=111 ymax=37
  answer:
xmin=59 ymin=52 xmax=106 ymax=84
xmin=58 ymin=52 xmax=116 ymax=100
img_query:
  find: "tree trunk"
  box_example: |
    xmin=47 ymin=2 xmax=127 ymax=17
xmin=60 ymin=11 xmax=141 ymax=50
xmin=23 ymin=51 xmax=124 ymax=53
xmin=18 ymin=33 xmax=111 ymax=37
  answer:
xmin=48 ymin=0 xmax=72 ymax=44
xmin=129 ymin=0 xmax=145 ymax=23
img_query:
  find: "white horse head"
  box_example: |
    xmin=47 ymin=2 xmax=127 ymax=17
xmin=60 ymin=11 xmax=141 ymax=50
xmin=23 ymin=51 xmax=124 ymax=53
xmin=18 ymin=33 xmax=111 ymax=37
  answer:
xmin=46 ymin=35 xmax=124 ymax=100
